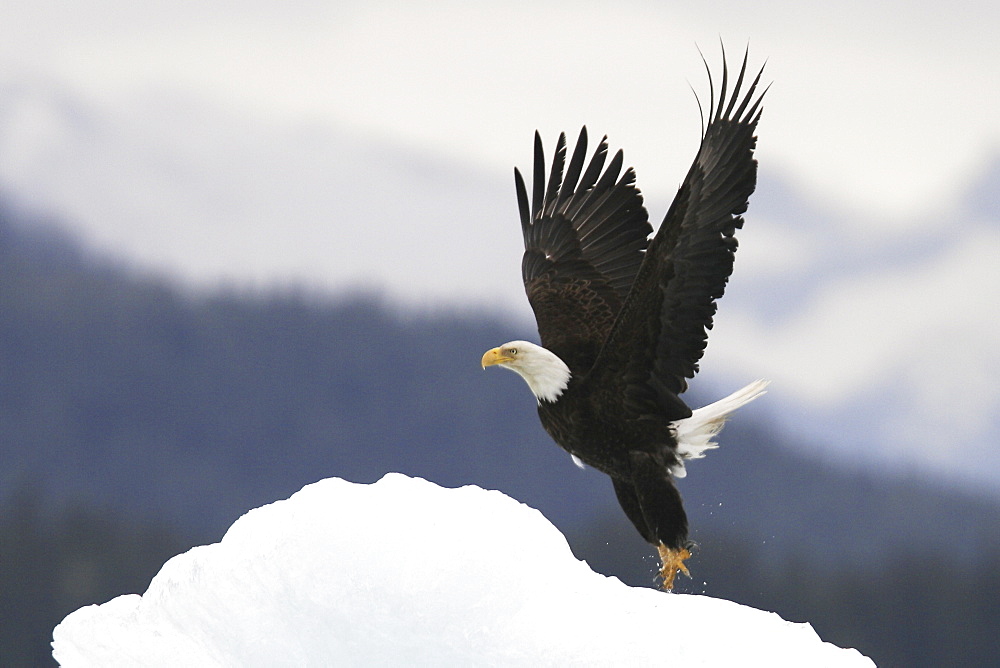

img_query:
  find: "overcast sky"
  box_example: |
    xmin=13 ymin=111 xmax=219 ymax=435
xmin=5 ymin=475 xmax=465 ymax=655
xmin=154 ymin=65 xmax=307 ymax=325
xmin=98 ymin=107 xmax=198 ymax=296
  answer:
xmin=3 ymin=0 xmax=999 ymax=220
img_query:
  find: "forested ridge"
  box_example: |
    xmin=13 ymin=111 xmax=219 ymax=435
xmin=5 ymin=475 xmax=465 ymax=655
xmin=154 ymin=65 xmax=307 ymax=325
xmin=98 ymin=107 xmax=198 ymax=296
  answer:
xmin=2 ymin=205 xmax=999 ymax=667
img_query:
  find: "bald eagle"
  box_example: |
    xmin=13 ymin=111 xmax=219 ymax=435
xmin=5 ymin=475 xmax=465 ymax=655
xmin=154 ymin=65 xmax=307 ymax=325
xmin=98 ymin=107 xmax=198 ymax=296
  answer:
xmin=482 ymin=50 xmax=768 ymax=590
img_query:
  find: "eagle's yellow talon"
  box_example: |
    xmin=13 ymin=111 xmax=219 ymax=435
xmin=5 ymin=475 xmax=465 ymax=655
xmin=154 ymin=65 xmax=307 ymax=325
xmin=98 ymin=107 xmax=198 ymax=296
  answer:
xmin=657 ymin=544 xmax=692 ymax=591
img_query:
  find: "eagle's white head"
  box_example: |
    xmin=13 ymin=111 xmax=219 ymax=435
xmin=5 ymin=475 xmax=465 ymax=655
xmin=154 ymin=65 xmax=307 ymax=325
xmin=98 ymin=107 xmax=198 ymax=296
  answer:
xmin=481 ymin=340 xmax=571 ymax=404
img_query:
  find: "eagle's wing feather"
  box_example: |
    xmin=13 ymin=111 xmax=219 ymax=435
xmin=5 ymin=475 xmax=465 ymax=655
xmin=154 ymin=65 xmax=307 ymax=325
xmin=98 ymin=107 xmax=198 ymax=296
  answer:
xmin=588 ymin=49 xmax=766 ymax=420
xmin=517 ymin=127 xmax=653 ymax=374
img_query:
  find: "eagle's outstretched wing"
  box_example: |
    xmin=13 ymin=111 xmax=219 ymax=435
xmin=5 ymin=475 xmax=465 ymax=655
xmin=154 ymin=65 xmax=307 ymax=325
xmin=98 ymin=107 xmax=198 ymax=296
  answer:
xmin=516 ymin=128 xmax=652 ymax=374
xmin=588 ymin=49 xmax=766 ymax=420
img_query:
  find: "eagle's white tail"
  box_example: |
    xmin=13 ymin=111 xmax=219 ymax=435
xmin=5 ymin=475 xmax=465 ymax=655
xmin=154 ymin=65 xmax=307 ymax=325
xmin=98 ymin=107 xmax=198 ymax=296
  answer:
xmin=669 ymin=379 xmax=770 ymax=478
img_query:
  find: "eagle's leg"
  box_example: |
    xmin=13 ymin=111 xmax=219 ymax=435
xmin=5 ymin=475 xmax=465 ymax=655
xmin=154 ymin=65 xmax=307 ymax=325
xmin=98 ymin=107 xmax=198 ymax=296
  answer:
xmin=613 ymin=476 xmax=687 ymax=589
xmin=657 ymin=543 xmax=692 ymax=591
xmin=626 ymin=451 xmax=692 ymax=591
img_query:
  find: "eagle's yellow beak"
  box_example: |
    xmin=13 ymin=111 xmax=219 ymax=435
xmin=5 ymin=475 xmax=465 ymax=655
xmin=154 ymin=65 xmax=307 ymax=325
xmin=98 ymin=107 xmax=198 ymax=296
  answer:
xmin=481 ymin=347 xmax=512 ymax=368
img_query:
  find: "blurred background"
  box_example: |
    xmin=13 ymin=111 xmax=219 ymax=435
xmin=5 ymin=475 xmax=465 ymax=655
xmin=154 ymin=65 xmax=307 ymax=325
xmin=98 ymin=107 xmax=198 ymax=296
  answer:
xmin=2 ymin=1 xmax=999 ymax=665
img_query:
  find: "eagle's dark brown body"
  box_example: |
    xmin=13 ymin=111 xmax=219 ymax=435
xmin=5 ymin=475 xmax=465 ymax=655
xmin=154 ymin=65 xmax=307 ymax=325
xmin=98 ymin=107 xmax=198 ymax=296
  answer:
xmin=538 ymin=380 xmax=692 ymax=551
xmin=537 ymin=377 xmax=686 ymax=479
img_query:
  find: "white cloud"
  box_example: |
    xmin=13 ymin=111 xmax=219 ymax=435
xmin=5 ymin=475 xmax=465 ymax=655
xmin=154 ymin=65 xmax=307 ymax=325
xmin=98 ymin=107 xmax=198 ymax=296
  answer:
xmin=2 ymin=0 xmax=998 ymax=220
xmin=712 ymin=225 xmax=1000 ymax=406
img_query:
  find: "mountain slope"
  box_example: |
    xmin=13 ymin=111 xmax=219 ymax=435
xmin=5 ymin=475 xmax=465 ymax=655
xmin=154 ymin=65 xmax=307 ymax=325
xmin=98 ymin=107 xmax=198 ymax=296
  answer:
xmin=1 ymin=83 xmax=998 ymax=494
xmin=3 ymin=206 xmax=1000 ymax=667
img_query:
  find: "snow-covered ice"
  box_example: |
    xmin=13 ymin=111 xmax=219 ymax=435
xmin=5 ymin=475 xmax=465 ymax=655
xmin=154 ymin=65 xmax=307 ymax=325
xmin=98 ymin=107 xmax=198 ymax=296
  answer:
xmin=53 ymin=473 xmax=874 ymax=666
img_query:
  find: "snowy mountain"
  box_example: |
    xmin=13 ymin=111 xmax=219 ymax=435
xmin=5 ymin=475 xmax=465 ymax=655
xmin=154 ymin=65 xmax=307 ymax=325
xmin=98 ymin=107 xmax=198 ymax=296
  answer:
xmin=1 ymin=79 xmax=998 ymax=496
xmin=53 ymin=474 xmax=874 ymax=667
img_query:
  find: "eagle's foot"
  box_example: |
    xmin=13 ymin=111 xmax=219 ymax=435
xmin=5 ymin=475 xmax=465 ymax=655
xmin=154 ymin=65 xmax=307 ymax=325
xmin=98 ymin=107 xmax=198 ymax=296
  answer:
xmin=657 ymin=543 xmax=691 ymax=591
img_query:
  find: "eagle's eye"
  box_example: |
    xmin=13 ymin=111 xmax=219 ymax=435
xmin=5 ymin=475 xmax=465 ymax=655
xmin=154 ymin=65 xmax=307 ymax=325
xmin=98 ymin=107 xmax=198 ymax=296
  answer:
xmin=509 ymin=348 xmax=517 ymax=355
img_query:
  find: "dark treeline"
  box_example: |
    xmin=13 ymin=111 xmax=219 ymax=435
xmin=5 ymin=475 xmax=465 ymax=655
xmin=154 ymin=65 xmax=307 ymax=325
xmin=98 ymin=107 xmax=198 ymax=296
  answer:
xmin=1 ymin=489 xmax=192 ymax=666
xmin=571 ymin=512 xmax=1000 ymax=667
xmin=3 ymin=203 xmax=999 ymax=667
